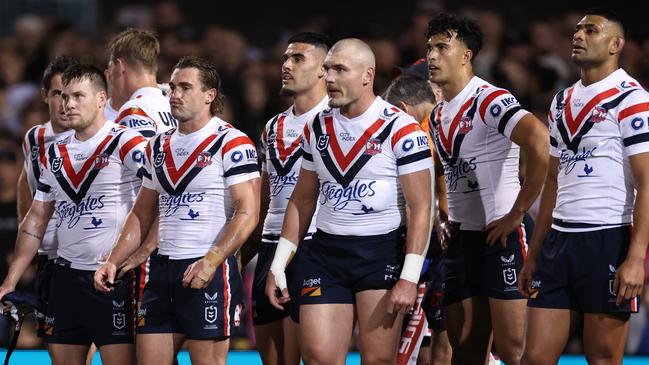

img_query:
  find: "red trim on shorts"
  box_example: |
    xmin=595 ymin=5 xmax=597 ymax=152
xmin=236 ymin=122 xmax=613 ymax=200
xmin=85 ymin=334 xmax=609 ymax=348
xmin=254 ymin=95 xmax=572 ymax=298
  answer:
xmin=222 ymin=260 xmax=230 ymax=336
xmin=518 ymin=225 xmax=527 ymax=263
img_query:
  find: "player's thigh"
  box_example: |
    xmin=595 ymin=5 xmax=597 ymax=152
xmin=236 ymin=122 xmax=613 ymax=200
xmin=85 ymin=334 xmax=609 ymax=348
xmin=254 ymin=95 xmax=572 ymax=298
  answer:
xmin=186 ymin=338 xmax=229 ymax=365
xmin=97 ymin=343 xmax=136 ymax=365
xmin=282 ymin=316 xmax=301 ymax=365
xmin=255 ymin=320 xmax=284 ymax=365
xmin=488 ymin=298 xmax=526 ymax=361
xmin=355 ymin=289 xmax=404 ymax=365
xmin=443 ymin=296 xmax=493 ymax=364
xmin=48 ymin=343 xmax=90 ymax=365
xmin=521 ymin=307 xmax=573 ymax=365
xmin=136 ymin=333 xmax=178 ymax=365
xmin=300 ymin=303 xmax=354 ymax=365
xmin=582 ymin=313 xmax=630 ymax=365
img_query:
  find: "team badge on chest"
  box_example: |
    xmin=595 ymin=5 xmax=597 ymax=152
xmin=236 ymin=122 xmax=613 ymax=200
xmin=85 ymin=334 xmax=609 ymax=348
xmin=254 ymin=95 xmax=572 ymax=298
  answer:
xmin=196 ymin=151 xmax=213 ymax=168
xmin=591 ymin=106 xmax=607 ymax=123
xmin=364 ymin=138 xmax=382 ymax=155
xmin=459 ymin=116 xmax=473 ymax=134
xmin=317 ymin=134 xmax=330 ymax=151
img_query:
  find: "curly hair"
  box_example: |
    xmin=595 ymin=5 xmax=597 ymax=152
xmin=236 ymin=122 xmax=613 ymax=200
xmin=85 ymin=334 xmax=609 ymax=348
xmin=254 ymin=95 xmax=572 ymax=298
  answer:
xmin=426 ymin=13 xmax=483 ymax=60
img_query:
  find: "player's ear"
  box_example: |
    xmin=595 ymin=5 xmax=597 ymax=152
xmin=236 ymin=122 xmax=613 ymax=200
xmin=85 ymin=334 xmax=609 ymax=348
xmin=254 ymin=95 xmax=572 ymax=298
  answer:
xmin=97 ymin=90 xmax=107 ymax=109
xmin=610 ymin=36 xmax=625 ymax=55
xmin=362 ymin=67 xmax=375 ymax=86
xmin=206 ymin=88 xmax=217 ymax=105
xmin=41 ymin=88 xmax=48 ymax=103
xmin=462 ymin=49 xmax=473 ymax=66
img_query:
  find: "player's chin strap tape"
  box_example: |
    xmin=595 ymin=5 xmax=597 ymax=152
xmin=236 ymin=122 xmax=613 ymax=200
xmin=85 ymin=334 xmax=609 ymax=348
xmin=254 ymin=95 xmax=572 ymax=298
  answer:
xmin=1 ymin=292 xmax=39 ymax=365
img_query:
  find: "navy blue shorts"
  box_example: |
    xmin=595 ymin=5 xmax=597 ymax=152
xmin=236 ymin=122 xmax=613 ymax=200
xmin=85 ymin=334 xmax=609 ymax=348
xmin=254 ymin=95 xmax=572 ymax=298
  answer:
xmin=422 ymin=254 xmax=446 ymax=331
xmin=252 ymin=234 xmax=310 ymax=326
xmin=443 ymin=215 xmax=533 ymax=306
xmin=35 ymin=255 xmax=53 ymax=338
xmin=136 ymin=254 xmax=243 ymax=340
xmin=527 ymin=225 xmax=638 ymax=319
xmin=46 ymin=261 xmax=134 ymax=346
xmin=298 ymin=228 xmax=405 ymax=305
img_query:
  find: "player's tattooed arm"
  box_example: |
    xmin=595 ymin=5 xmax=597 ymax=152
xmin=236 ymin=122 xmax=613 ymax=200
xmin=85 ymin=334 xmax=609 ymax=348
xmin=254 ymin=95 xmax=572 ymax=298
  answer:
xmin=20 ymin=229 xmax=42 ymax=240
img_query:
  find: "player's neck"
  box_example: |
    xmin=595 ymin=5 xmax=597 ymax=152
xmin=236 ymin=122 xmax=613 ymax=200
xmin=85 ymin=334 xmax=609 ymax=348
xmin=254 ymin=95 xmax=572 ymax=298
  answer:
xmin=75 ymin=116 xmax=107 ymax=142
xmin=441 ymin=70 xmax=474 ymax=102
xmin=178 ymin=111 xmax=213 ymax=134
xmin=292 ymin=86 xmax=326 ymax=116
xmin=125 ymin=73 xmax=158 ymax=99
xmin=50 ymin=120 xmax=68 ymax=134
xmin=580 ymin=61 xmax=619 ymax=87
xmin=340 ymin=91 xmax=376 ymax=119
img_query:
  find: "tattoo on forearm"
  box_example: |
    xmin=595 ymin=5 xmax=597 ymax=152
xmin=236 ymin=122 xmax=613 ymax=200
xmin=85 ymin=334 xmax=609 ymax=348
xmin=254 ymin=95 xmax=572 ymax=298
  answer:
xmin=21 ymin=229 xmax=42 ymax=240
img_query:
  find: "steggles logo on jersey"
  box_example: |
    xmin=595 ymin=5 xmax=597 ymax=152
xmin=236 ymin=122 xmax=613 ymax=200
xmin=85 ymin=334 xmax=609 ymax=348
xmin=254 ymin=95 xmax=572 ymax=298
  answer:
xmin=159 ymin=192 xmax=205 ymax=217
xmin=319 ymin=180 xmax=376 ymax=211
xmin=558 ymin=146 xmax=597 ymax=175
xmin=269 ymin=172 xmax=298 ymax=197
xmin=443 ymin=157 xmax=477 ymax=192
xmin=54 ymin=194 xmax=105 ymax=229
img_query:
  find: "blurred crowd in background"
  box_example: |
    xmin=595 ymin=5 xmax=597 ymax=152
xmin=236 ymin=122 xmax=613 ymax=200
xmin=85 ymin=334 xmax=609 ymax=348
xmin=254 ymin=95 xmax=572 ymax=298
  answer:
xmin=1 ymin=0 xmax=649 ymax=356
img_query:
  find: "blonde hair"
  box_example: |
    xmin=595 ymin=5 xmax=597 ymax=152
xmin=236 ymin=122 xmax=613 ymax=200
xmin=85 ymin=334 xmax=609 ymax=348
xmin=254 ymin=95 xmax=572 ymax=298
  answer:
xmin=107 ymin=28 xmax=160 ymax=73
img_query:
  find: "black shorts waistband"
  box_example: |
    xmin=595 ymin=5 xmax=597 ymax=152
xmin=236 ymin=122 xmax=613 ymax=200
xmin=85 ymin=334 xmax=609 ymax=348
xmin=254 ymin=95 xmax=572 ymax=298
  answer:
xmin=314 ymin=227 xmax=406 ymax=241
xmin=552 ymin=218 xmax=629 ymax=229
xmin=261 ymin=233 xmax=314 ymax=243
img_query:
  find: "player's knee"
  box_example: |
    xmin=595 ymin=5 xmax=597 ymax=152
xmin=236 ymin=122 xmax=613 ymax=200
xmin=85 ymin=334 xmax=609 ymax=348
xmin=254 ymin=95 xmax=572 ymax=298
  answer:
xmin=360 ymin=351 xmax=396 ymax=365
xmin=300 ymin=344 xmax=338 ymax=365
xmin=584 ymin=350 xmax=622 ymax=365
xmin=521 ymin=349 xmax=552 ymax=365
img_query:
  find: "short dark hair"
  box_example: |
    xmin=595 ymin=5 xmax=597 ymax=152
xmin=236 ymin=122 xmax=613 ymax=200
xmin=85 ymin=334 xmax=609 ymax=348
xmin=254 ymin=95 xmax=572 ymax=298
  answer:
xmin=173 ymin=56 xmax=223 ymax=115
xmin=384 ymin=74 xmax=435 ymax=106
xmin=61 ymin=64 xmax=107 ymax=93
xmin=426 ymin=13 xmax=483 ymax=60
xmin=585 ymin=7 xmax=627 ymax=38
xmin=42 ymin=55 xmax=79 ymax=91
xmin=288 ymin=32 xmax=333 ymax=53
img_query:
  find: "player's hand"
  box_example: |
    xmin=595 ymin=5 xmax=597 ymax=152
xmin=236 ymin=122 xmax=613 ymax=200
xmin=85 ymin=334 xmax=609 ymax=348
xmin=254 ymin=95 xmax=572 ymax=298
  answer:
xmin=518 ymin=259 xmax=537 ymax=296
xmin=116 ymin=254 xmax=146 ymax=279
xmin=182 ymin=258 xmax=216 ymax=289
xmin=0 ymin=284 xmax=16 ymax=314
xmin=387 ymin=279 xmax=417 ymax=315
xmin=94 ymin=262 xmax=117 ymax=292
xmin=436 ymin=221 xmax=451 ymax=252
xmin=485 ymin=211 xmax=524 ymax=247
xmin=613 ymin=257 xmax=645 ymax=307
xmin=265 ymin=271 xmax=290 ymax=310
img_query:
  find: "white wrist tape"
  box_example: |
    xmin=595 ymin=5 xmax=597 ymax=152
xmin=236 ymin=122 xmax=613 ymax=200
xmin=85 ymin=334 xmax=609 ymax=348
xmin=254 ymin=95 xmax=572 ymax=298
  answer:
xmin=400 ymin=253 xmax=425 ymax=283
xmin=269 ymin=237 xmax=298 ymax=290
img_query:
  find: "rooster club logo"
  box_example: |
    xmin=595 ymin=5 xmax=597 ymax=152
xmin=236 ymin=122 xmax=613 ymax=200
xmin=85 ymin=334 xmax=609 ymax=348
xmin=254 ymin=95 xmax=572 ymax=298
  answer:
xmin=94 ymin=153 xmax=110 ymax=170
xmin=364 ymin=138 xmax=382 ymax=155
xmin=591 ymin=106 xmax=607 ymax=123
xmin=196 ymin=151 xmax=213 ymax=168
xmin=459 ymin=116 xmax=473 ymax=134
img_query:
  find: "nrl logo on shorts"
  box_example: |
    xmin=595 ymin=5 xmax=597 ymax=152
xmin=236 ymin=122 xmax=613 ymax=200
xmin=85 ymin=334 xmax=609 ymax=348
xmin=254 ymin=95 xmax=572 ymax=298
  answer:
xmin=205 ymin=305 xmax=217 ymax=323
xmin=113 ymin=313 xmax=125 ymax=329
xmin=316 ymin=135 xmax=330 ymax=151
xmin=502 ymin=268 xmax=517 ymax=286
xmin=154 ymin=152 xmax=166 ymax=167
xmin=51 ymin=157 xmax=63 ymax=173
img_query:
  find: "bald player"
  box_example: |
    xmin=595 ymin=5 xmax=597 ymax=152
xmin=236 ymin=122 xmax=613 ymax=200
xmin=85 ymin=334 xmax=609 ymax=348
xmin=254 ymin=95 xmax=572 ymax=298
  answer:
xmin=266 ymin=38 xmax=434 ymax=364
xmin=519 ymin=8 xmax=649 ymax=364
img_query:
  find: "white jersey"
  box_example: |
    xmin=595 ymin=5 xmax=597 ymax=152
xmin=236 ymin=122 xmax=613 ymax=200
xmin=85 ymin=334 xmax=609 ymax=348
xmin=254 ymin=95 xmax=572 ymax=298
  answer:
xmin=115 ymin=86 xmax=177 ymax=138
xmin=142 ymin=117 xmax=260 ymax=259
xmin=301 ymin=97 xmax=433 ymax=236
xmin=430 ymin=76 xmax=529 ymax=230
xmin=260 ymin=97 xmax=328 ymax=237
xmin=22 ymin=122 xmax=72 ymax=259
xmin=104 ymin=99 xmax=119 ymax=121
xmin=34 ymin=121 xmax=146 ymax=270
xmin=548 ymin=69 xmax=649 ymax=231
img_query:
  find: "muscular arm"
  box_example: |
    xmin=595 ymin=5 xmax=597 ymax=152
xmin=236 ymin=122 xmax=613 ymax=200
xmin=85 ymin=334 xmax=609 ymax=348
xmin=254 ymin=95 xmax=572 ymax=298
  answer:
xmin=401 ymin=168 xmax=433 ymax=257
xmin=518 ymin=156 xmax=558 ymax=295
xmin=280 ymin=168 xmax=319 ymax=246
xmin=614 ymin=152 xmax=649 ymax=304
xmin=0 ymin=200 xmax=54 ymax=297
xmin=486 ymin=113 xmax=549 ymax=245
xmin=240 ymin=170 xmax=271 ymax=267
xmin=184 ymin=177 xmax=261 ymax=288
xmin=17 ymin=168 xmax=32 ymax=222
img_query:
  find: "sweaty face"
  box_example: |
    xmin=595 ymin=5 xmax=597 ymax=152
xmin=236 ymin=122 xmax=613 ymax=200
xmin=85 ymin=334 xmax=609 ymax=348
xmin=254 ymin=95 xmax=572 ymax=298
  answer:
xmin=280 ymin=42 xmax=325 ymax=97
xmin=45 ymin=74 xmax=71 ymax=130
xmin=323 ymin=50 xmax=367 ymax=108
xmin=169 ymin=67 xmax=214 ymax=122
xmin=571 ymin=15 xmax=621 ymax=67
xmin=62 ymin=78 xmax=105 ymax=132
xmin=426 ymin=31 xmax=467 ymax=85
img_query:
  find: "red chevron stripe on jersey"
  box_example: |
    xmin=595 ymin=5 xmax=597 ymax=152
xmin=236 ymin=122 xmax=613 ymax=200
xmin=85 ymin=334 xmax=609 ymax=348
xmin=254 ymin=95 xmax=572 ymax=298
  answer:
xmin=275 ymin=115 xmax=302 ymax=161
xmin=162 ymin=134 xmax=217 ymax=184
xmin=119 ymin=135 xmax=146 ymax=161
xmin=478 ymin=89 xmax=508 ymax=121
xmin=115 ymin=107 xmax=157 ymax=128
xmin=618 ymin=102 xmax=649 ymax=121
xmin=222 ymin=136 xmax=254 ymax=157
xmin=391 ymin=123 xmax=421 ymax=148
xmin=57 ymin=134 xmax=114 ymax=189
xmin=564 ymin=87 xmax=619 ymax=136
xmin=437 ymin=96 xmax=475 ymax=154
xmin=37 ymin=127 xmax=47 ymax=168
xmin=325 ymin=115 xmax=384 ymax=171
